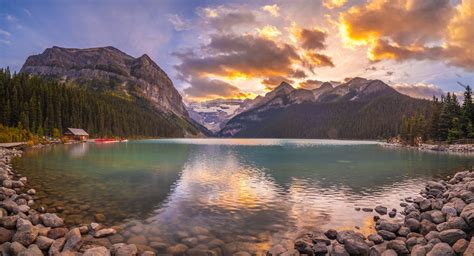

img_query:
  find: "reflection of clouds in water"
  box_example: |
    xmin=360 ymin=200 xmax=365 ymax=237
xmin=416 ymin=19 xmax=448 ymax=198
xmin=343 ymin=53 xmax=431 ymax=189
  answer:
xmin=150 ymin=138 xmax=380 ymax=147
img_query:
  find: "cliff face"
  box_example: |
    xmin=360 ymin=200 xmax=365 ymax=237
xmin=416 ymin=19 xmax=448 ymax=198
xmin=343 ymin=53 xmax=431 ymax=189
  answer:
xmin=20 ymin=46 xmax=188 ymax=117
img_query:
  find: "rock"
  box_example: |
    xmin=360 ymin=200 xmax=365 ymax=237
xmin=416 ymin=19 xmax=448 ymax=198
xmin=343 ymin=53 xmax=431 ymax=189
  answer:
xmin=11 ymin=241 xmax=27 ymax=255
xmin=452 ymin=238 xmax=468 ymax=254
xmin=12 ymin=223 xmax=39 ymax=246
xmin=344 ymin=238 xmax=369 ymax=255
xmin=166 ymin=244 xmax=188 ymax=255
xmin=267 ymin=244 xmax=286 ymax=255
xmin=438 ymin=229 xmax=466 ymax=245
xmin=62 ymin=228 xmax=82 ymax=251
xmin=0 ymin=242 xmax=11 ymax=256
xmin=437 ymin=216 xmax=468 ymax=231
xmin=112 ymin=243 xmax=138 ymax=256
xmin=362 ymin=208 xmax=373 ymax=212
xmin=464 ymin=238 xmax=474 ymax=256
xmin=380 ymin=249 xmax=397 ymax=256
xmin=1 ymin=215 xmax=18 ymax=229
xmin=397 ymin=226 xmax=410 ymax=237
xmin=405 ymin=218 xmax=421 ymax=232
xmin=425 ymin=231 xmax=440 ymax=241
xmin=47 ymin=227 xmax=68 ymax=239
xmin=368 ymin=234 xmax=384 ymax=244
xmin=460 ymin=202 xmax=474 ymax=227
xmin=420 ymin=219 xmax=437 ymax=235
xmin=18 ymin=244 xmax=42 ymax=256
xmin=387 ymin=240 xmax=409 ymax=254
xmin=41 ymin=213 xmax=64 ymax=228
xmin=49 ymin=237 xmax=66 ymax=255
xmin=410 ymin=244 xmax=427 ymax=256
xmin=0 ymin=226 xmax=14 ymax=243
xmin=128 ymin=235 xmax=148 ymax=245
xmin=83 ymin=246 xmax=111 ymax=256
xmin=1 ymin=199 xmax=19 ymax=213
xmin=330 ymin=243 xmax=349 ymax=256
xmin=324 ymin=229 xmax=338 ymax=240
xmin=378 ymin=230 xmax=396 ymax=240
xmin=375 ymin=206 xmax=388 ymax=215
xmin=294 ymin=239 xmax=313 ymax=254
xmin=420 ymin=199 xmax=432 ymax=211
xmin=35 ymin=235 xmax=54 ymax=250
xmin=426 ymin=242 xmax=455 ymax=256
xmin=377 ymin=220 xmax=400 ymax=233
xmin=388 ymin=211 xmax=396 ymax=218
xmin=27 ymin=189 xmax=36 ymax=195
xmin=93 ymin=228 xmax=116 ymax=238
xmin=313 ymin=242 xmax=328 ymax=254
xmin=94 ymin=213 xmax=106 ymax=223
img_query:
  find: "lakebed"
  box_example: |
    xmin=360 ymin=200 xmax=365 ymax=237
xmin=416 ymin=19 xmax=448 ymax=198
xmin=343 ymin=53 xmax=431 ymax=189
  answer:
xmin=4 ymin=139 xmax=474 ymax=255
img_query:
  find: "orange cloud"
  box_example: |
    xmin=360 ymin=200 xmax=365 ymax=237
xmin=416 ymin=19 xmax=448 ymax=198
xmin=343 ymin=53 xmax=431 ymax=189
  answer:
xmin=338 ymin=0 xmax=474 ymax=71
xmin=262 ymin=4 xmax=280 ymax=17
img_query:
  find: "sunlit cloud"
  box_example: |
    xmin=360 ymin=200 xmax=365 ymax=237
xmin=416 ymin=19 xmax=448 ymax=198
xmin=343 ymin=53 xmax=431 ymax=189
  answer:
xmin=338 ymin=0 xmax=474 ymax=71
xmin=262 ymin=4 xmax=280 ymax=17
xmin=392 ymin=83 xmax=444 ymax=99
xmin=323 ymin=0 xmax=348 ymax=9
xmin=256 ymin=25 xmax=282 ymax=39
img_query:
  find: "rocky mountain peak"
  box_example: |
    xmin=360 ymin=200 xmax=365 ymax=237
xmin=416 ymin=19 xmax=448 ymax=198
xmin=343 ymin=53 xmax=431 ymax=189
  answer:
xmin=319 ymin=82 xmax=333 ymax=90
xmin=21 ymin=46 xmax=188 ymax=117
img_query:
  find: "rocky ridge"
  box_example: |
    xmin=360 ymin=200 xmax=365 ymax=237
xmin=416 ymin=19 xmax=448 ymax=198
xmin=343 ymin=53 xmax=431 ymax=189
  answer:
xmin=20 ymin=46 xmax=188 ymax=118
xmin=267 ymin=170 xmax=474 ymax=255
xmin=0 ymin=147 xmax=154 ymax=256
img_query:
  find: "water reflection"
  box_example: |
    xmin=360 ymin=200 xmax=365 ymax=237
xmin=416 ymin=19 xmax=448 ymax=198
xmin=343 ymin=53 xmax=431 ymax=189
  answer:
xmin=15 ymin=139 xmax=474 ymax=254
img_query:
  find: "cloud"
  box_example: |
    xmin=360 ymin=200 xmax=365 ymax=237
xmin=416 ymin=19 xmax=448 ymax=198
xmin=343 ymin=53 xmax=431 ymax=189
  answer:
xmin=262 ymin=4 xmax=280 ymax=17
xmin=5 ymin=14 xmax=17 ymax=22
xmin=256 ymin=25 xmax=282 ymax=39
xmin=303 ymin=51 xmax=335 ymax=68
xmin=183 ymin=77 xmax=249 ymax=99
xmin=261 ymin=76 xmax=294 ymax=89
xmin=0 ymin=39 xmax=11 ymax=45
xmin=290 ymin=24 xmax=327 ymax=50
xmin=392 ymin=83 xmax=444 ymax=99
xmin=167 ymin=14 xmax=192 ymax=31
xmin=299 ymin=79 xmax=324 ymax=89
xmin=0 ymin=29 xmax=11 ymax=37
xmin=197 ymin=6 xmax=257 ymax=31
xmin=339 ymin=0 xmax=474 ymax=71
xmin=323 ymin=0 xmax=348 ymax=9
xmin=174 ymin=33 xmax=301 ymax=80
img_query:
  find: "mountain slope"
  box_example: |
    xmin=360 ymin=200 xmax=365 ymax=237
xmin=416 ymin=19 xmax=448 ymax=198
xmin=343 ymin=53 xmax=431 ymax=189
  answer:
xmin=21 ymin=46 xmax=187 ymax=117
xmin=19 ymin=46 xmax=208 ymax=137
xmin=218 ymin=78 xmax=432 ymax=139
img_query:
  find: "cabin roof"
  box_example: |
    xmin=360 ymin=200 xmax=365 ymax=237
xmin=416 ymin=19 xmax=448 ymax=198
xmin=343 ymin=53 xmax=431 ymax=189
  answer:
xmin=65 ymin=128 xmax=89 ymax=136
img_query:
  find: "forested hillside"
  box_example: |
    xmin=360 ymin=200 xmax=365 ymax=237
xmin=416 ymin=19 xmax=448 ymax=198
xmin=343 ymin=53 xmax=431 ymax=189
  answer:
xmin=0 ymin=68 xmax=201 ymax=139
xmin=228 ymin=94 xmax=432 ymax=139
xmin=400 ymin=85 xmax=474 ymax=145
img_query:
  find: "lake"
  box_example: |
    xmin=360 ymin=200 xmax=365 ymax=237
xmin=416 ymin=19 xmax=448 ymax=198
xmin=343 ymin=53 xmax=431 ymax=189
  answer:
xmin=14 ymin=139 xmax=474 ymax=254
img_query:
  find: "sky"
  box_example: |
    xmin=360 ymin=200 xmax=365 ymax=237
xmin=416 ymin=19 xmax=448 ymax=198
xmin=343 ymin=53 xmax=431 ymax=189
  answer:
xmin=0 ymin=0 xmax=473 ymax=102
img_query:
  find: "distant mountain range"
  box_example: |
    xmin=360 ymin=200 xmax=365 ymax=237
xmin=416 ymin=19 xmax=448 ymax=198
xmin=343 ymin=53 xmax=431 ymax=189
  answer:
xmin=20 ymin=46 xmax=209 ymax=137
xmin=196 ymin=78 xmax=432 ymax=139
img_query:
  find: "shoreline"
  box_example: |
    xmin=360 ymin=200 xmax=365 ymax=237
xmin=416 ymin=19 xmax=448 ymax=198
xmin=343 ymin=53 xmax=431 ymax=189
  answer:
xmin=267 ymin=170 xmax=474 ymax=255
xmin=0 ymin=147 xmax=154 ymax=256
xmin=381 ymin=142 xmax=474 ymax=155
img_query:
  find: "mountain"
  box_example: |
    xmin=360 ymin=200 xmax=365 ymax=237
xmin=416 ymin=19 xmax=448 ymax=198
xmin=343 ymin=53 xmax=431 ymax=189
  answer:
xmin=21 ymin=46 xmax=187 ymax=117
xmin=186 ymin=99 xmax=248 ymax=133
xmin=19 ymin=46 xmax=208 ymax=137
xmin=218 ymin=78 xmax=432 ymax=139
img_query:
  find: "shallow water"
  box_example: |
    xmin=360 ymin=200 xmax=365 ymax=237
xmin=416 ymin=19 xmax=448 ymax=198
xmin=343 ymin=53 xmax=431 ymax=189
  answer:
xmin=14 ymin=139 xmax=474 ymax=254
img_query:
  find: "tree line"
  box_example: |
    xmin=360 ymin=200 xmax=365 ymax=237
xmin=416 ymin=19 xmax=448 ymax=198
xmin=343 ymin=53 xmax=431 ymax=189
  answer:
xmin=0 ymin=68 xmax=197 ymax=142
xmin=400 ymin=85 xmax=474 ymax=145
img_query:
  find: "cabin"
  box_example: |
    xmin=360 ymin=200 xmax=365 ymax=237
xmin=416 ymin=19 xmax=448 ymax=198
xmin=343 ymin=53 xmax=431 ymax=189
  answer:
xmin=63 ymin=128 xmax=89 ymax=141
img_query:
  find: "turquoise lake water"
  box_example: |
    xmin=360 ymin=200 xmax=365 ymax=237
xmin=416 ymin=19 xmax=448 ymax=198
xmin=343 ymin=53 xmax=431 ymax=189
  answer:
xmin=14 ymin=139 xmax=474 ymax=254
